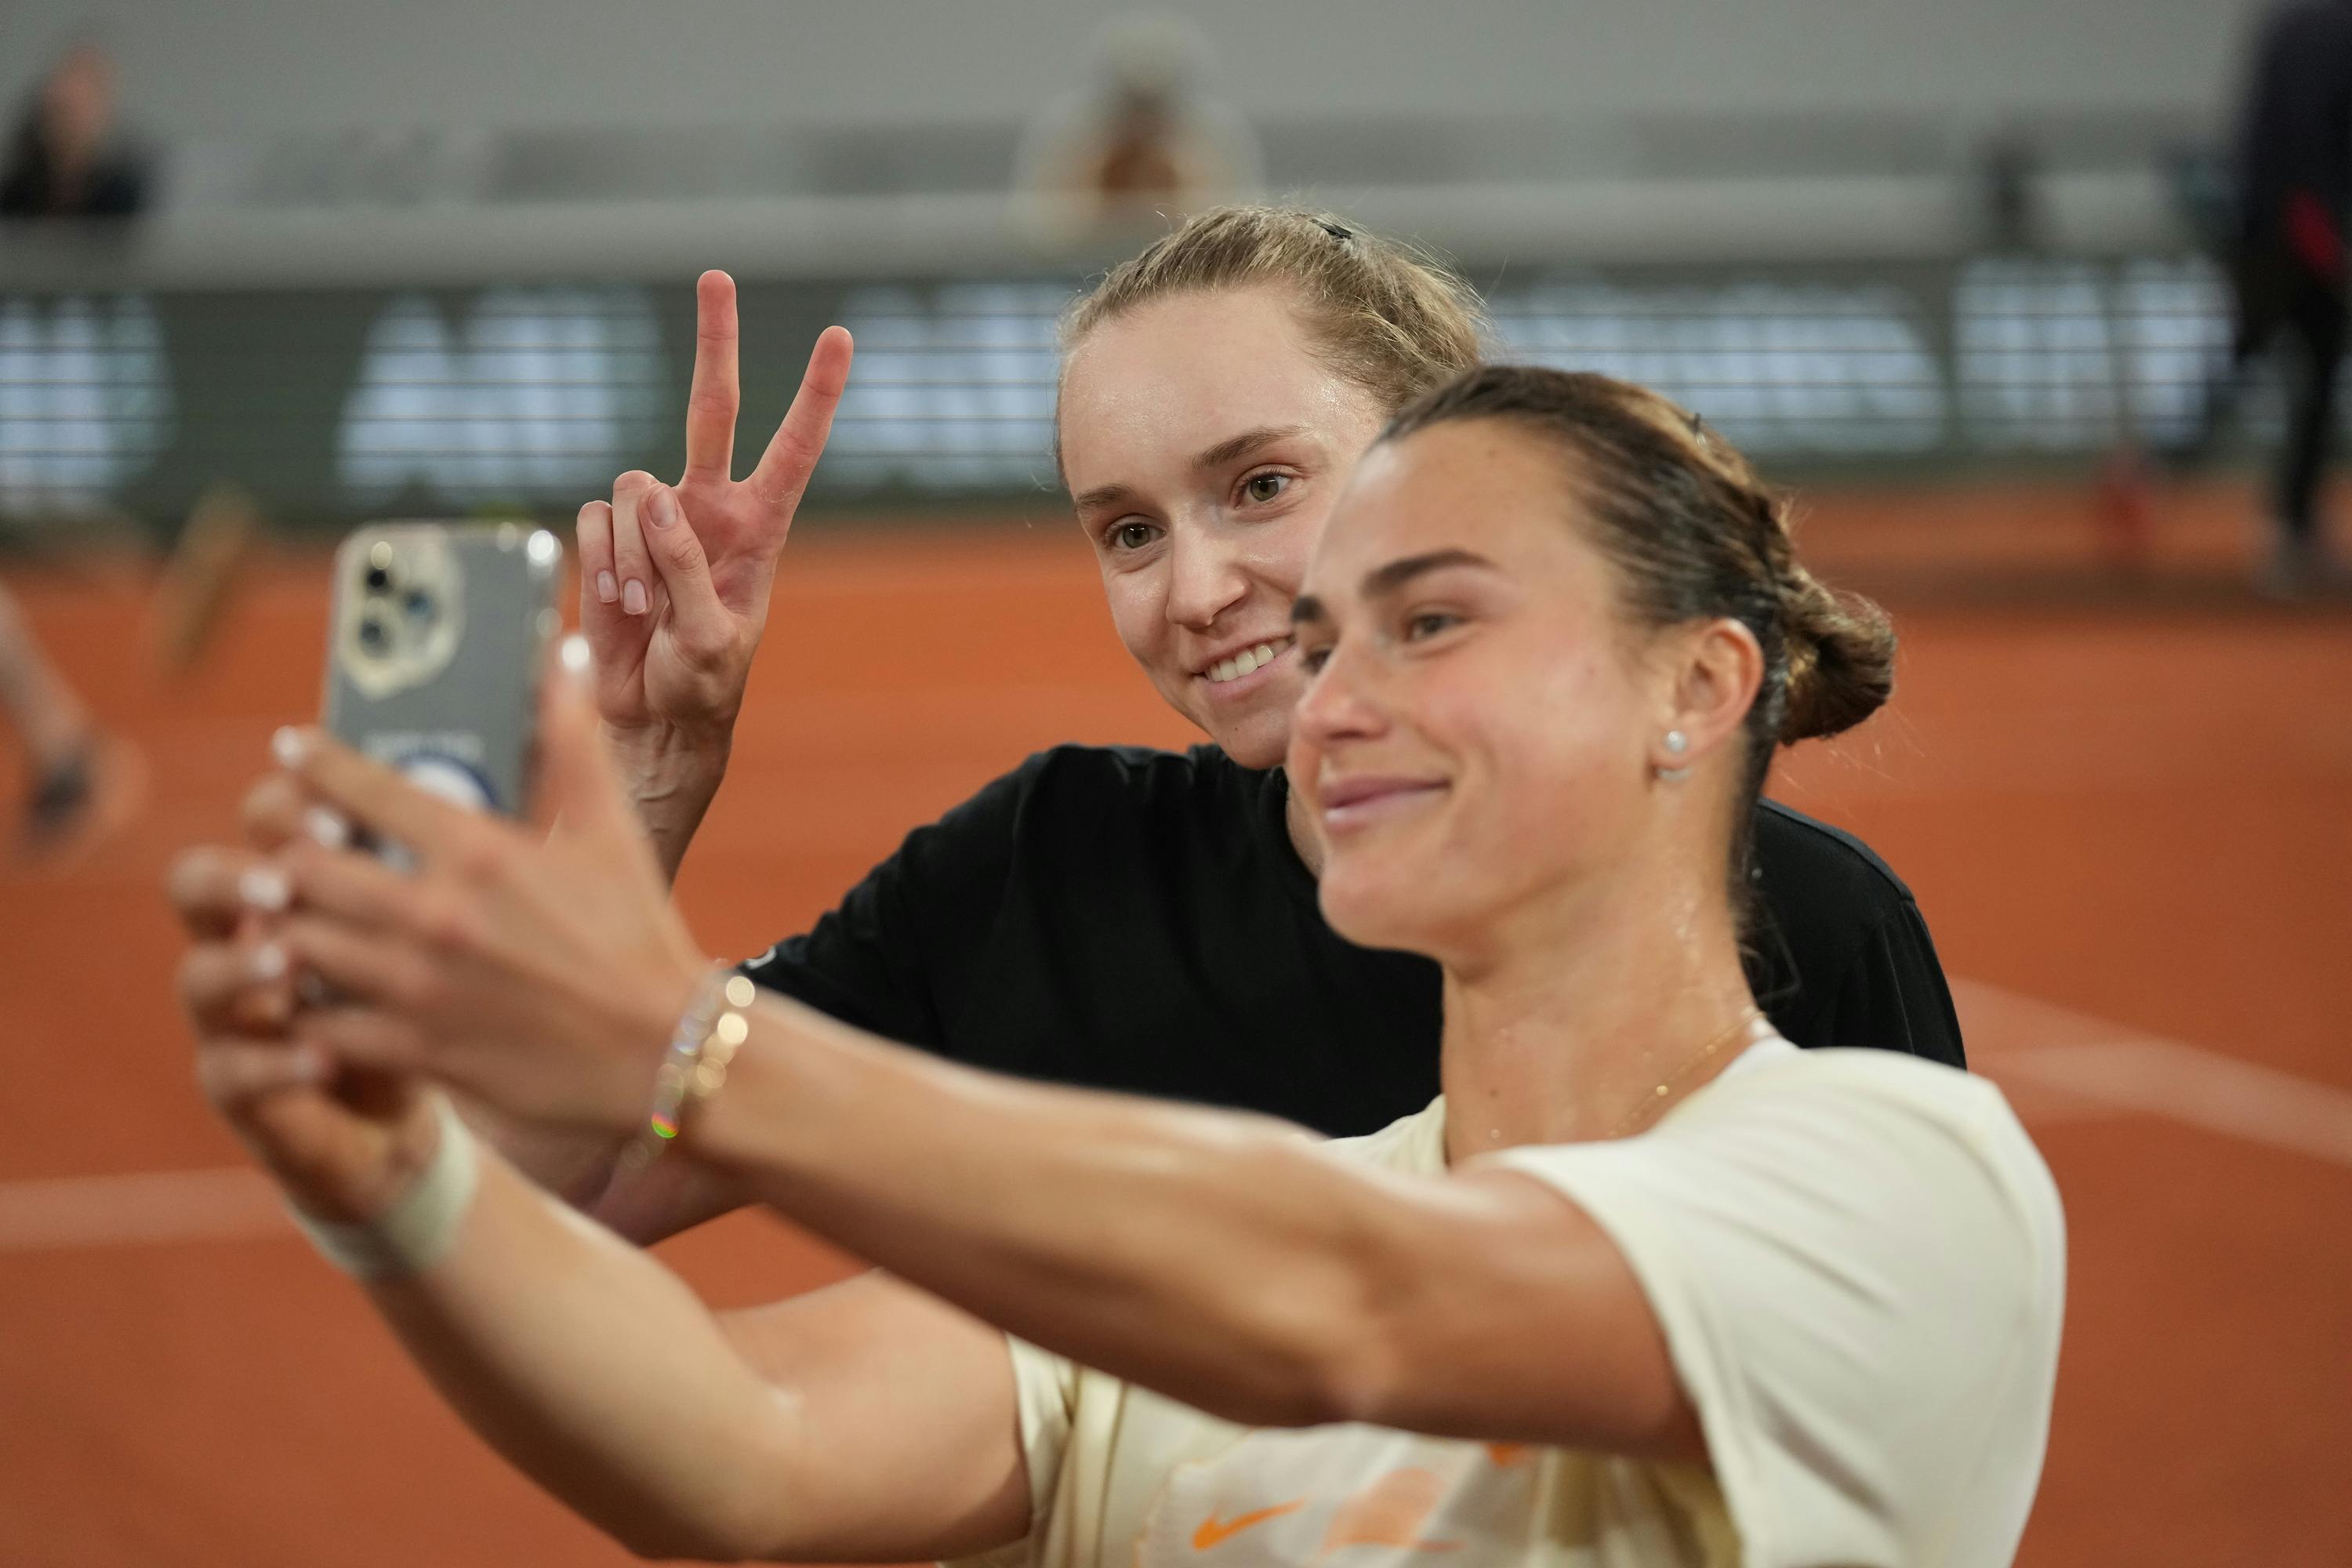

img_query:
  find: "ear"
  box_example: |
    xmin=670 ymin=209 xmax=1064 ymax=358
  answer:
xmin=1650 ymin=617 xmax=1765 ymax=777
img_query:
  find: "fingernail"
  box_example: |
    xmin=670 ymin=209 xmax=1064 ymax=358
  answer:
xmin=303 ymin=806 xmax=350 ymax=850
xmin=622 ymin=579 xmax=648 ymax=615
xmin=238 ymin=866 xmax=290 ymax=913
xmin=648 ymin=488 xmax=677 ymax=529
xmin=270 ymin=726 xmax=309 ymax=769
xmin=596 ymin=569 xmax=619 ymax=604
xmin=560 ymin=633 xmax=591 ymax=676
xmin=249 ymin=942 xmax=287 ymax=982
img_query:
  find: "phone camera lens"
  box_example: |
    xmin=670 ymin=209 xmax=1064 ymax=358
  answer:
xmin=404 ymin=589 xmax=435 ymax=624
xmin=365 ymin=565 xmax=392 ymax=593
xmin=358 ymin=615 xmax=389 ymax=652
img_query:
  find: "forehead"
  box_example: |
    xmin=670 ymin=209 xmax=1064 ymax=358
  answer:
xmin=1306 ymin=422 xmax=1582 ymax=596
xmin=1058 ymin=286 xmax=1370 ymax=490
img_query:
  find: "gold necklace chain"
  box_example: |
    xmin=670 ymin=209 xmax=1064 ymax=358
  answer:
xmin=1606 ymin=1008 xmax=1764 ymax=1138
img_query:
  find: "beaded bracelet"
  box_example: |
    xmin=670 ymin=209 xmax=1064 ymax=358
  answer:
xmin=632 ymin=967 xmax=758 ymax=1163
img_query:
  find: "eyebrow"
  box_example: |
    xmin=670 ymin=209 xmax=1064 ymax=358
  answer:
xmin=1070 ymin=424 xmax=1314 ymax=514
xmin=1362 ymin=547 xmax=1499 ymax=597
xmin=1290 ymin=548 xmax=1501 ymax=626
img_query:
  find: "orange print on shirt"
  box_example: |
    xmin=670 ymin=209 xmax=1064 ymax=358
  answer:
xmin=1483 ymin=1443 xmax=1532 ymax=1468
xmin=1192 ymin=1498 xmax=1308 ymax=1551
xmin=1318 ymin=1467 xmax=1464 ymax=1555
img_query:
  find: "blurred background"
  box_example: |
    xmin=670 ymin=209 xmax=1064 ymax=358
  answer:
xmin=2 ymin=2 xmax=2347 ymax=1565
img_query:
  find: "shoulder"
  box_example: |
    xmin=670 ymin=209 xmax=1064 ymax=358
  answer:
xmin=1678 ymin=1048 xmax=2062 ymax=1255
xmin=911 ymin=743 xmax=1213 ymax=835
xmin=901 ymin=743 xmax=1272 ymax=879
xmin=992 ymin=742 xmax=1256 ymax=806
xmin=1751 ymin=799 xmax=1921 ymax=913
xmin=1491 ymin=1053 xmax=2062 ymax=1565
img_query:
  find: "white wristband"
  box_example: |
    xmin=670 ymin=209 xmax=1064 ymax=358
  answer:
xmin=287 ymin=1095 xmax=480 ymax=1280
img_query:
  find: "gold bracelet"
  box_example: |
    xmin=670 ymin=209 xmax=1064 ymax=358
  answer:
xmin=633 ymin=968 xmax=758 ymax=1163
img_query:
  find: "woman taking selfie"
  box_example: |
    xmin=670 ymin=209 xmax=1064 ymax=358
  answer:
xmin=180 ymin=362 xmax=2061 ymax=1566
xmin=177 ymin=208 xmax=1962 ymax=1241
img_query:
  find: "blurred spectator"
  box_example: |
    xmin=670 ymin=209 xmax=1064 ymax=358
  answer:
xmin=1 ymin=42 xmax=150 ymax=220
xmin=1976 ymin=130 xmax=2043 ymax=253
xmin=1014 ymin=13 xmax=1261 ymax=249
xmin=0 ymin=579 xmax=138 ymax=860
xmin=2171 ymin=0 xmax=2352 ymax=594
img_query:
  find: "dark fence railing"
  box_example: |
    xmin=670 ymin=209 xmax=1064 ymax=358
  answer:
xmin=0 ymin=252 xmax=2290 ymax=533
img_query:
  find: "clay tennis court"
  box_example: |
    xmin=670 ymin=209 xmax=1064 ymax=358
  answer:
xmin=2 ymin=477 xmax=2347 ymax=1566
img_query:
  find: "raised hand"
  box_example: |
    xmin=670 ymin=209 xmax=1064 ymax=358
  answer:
xmin=579 ymin=273 xmax=853 ymax=749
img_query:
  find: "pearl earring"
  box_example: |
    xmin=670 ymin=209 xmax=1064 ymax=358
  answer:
xmin=1657 ymin=730 xmax=1691 ymax=782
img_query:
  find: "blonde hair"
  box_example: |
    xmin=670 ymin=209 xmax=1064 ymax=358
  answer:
xmin=1061 ymin=205 xmax=1486 ymax=416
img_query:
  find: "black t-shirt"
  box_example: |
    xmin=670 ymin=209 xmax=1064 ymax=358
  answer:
xmin=744 ymin=745 xmax=1964 ymax=1138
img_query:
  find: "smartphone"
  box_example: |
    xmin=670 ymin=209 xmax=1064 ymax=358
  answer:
xmin=323 ymin=521 xmax=564 ymax=825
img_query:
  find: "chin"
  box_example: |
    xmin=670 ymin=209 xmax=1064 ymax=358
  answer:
xmin=1316 ymin=858 xmax=1446 ymax=956
xmin=1206 ymin=709 xmax=1293 ymax=770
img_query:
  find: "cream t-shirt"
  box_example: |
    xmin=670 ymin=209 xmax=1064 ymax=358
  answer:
xmin=960 ymin=1041 xmax=2065 ymax=1568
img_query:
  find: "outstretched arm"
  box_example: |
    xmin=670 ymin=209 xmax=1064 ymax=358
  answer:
xmin=675 ymin=998 xmax=1704 ymax=1456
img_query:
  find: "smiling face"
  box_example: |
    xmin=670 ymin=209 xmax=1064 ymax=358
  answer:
xmin=1058 ymin=286 xmax=1388 ymax=768
xmin=1287 ymin=421 xmax=1674 ymax=962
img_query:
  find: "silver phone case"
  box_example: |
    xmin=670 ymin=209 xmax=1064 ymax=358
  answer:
xmin=322 ymin=521 xmax=564 ymax=820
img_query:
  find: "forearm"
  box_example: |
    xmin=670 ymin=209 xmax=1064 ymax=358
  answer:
xmin=698 ymin=1002 xmax=1446 ymax=1427
xmin=365 ymin=1141 xmax=798 ymax=1561
xmin=603 ymin=720 xmax=730 ymax=884
xmin=451 ymin=1082 xmax=748 ymax=1246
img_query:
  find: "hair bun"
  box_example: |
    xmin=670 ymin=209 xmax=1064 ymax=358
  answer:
xmin=1777 ymin=567 xmax=1895 ymax=743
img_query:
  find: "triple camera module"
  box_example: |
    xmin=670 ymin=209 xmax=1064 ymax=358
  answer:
xmin=337 ymin=528 xmax=466 ymax=699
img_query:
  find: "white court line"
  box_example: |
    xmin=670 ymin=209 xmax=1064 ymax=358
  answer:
xmin=3 ymin=982 xmax=2348 ymax=1254
xmin=1990 ymin=1040 xmax=2352 ymax=1170
xmin=1957 ymin=979 xmax=2352 ymax=1170
xmin=0 ymin=1165 xmax=287 ymax=1254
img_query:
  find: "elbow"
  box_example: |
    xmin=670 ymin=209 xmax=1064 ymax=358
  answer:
xmin=1292 ymin=1319 xmax=1411 ymax=1431
xmin=1218 ymin=1259 xmax=1417 ymax=1432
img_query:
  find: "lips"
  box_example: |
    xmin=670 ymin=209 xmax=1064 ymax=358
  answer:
xmin=1198 ymin=634 xmax=1294 ymax=687
xmin=1192 ymin=635 xmax=1297 ymax=702
xmin=1316 ymin=774 xmax=1448 ymax=833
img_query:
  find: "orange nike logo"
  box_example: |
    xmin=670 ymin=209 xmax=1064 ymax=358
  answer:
xmin=1192 ymin=1498 xmax=1308 ymax=1550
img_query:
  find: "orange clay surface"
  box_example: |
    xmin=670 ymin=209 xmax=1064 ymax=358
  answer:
xmin=1 ymin=477 xmax=2347 ymax=1566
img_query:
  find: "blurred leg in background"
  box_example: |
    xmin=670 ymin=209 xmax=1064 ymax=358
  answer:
xmin=2267 ymin=259 xmax=2347 ymax=591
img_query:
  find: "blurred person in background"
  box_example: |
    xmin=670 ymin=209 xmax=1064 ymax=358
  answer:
xmin=0 ymin=579 xmax=136 ymax=859
xmin=0 ymin=42 xmax=150 ymax=220
xmin=174 ymin=208 xmax=1964 ymax=1256
xmin=1014 ymin=13 xmax=1261 ymax=249
xmin=178 ymin=362 xmax=2060 ymax=1568
xmin=2172 ymin=0 xmax=2352 ymax=595
xmin=0 ymin=43 xmax=152 ymax=859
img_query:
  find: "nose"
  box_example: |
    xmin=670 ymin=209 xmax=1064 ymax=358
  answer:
xmin=1163 ymin=526 xmax=1249 ymax=631
xmin=1292 ymin=637 xmax=1387 ymax=751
